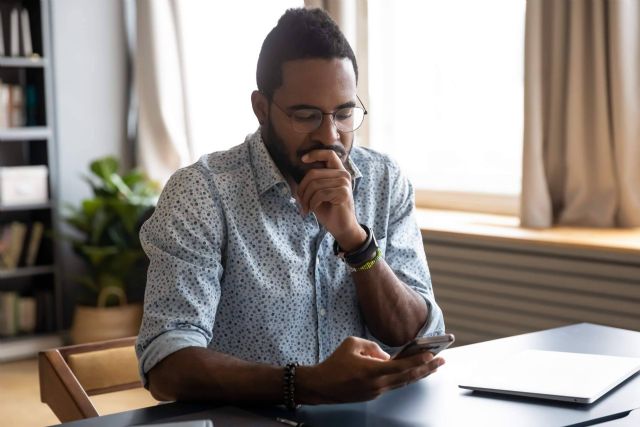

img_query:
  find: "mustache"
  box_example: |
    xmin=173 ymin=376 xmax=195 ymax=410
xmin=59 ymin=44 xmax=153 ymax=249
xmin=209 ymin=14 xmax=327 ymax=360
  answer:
xmin=297 ymin=145 xmax=347 ymax=159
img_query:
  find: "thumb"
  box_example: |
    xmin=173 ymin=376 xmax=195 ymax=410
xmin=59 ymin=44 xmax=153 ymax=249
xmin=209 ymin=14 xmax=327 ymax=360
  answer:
xmin=358 ymin=339 xmax=391 ymax=361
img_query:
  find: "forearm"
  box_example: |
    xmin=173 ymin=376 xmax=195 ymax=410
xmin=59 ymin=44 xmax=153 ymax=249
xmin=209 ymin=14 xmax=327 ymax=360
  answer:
xmin=147 ymin=347 xmax=282 ymax=403
xmin=353 ymin=259 xmax=428 ymax=346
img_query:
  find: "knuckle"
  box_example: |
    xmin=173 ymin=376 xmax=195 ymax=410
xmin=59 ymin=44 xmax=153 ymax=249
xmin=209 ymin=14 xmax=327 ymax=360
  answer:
xmin=345 ymin=336 xmax=358 ymax=345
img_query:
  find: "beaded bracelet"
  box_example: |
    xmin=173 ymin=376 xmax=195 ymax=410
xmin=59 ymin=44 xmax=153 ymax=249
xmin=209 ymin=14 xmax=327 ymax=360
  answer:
xmin=283 ymin=363 xmax=300 ymax=411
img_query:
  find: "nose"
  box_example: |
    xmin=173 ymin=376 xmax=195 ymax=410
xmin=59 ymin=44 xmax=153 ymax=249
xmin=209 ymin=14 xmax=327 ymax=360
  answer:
xmin=313 ymin=113 xmax=341 ymax=146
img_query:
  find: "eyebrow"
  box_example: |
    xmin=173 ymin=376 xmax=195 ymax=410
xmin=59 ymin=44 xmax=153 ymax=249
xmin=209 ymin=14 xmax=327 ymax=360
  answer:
xmin=288 ymin=100 xmax=356 ymax=111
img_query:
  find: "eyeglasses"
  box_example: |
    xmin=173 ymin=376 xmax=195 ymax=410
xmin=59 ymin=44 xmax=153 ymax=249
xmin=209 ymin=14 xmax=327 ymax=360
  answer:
xmin=270 ymin=95 xmax=368 ymax=133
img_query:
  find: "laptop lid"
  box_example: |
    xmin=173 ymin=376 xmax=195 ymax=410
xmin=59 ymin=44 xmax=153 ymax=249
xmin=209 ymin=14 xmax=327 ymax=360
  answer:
xmin=458 ymin=350 xmax=640 ymax=404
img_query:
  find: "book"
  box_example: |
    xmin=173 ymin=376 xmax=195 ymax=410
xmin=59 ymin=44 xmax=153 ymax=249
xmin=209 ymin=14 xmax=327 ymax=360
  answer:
xmin=0 ymin=291 xmax=18 ymax=336
xmin=0 ymin=82 xmax=9 ymax=128
xmin=0 ymin=221 xmax=27 ymax=269
xmin=20 ymin=9 xmax=33 ymax=57
xmin=0 ymin=224 xmax=11 ymax=268
xmin=25 ymin=84 xmax=37 ymax=126
xmin=8 ymin=85 xmax=24 ymax=127
xmin=25 ymin=221 xmax=44 ymax=266
xmin=9 ymin=8 xmax=19 ymax=57
xmin=0 ymin=11 xmax=5 ymax=56
xmin=18 ymin=296 xmax=36 ymax=333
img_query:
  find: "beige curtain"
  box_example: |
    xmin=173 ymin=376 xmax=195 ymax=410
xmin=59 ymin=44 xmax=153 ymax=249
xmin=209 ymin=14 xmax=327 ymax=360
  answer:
xmin=136 ymin=0 xmax=193 ymax=185
xmin=521 ymin=0 xmax=640 ymax=228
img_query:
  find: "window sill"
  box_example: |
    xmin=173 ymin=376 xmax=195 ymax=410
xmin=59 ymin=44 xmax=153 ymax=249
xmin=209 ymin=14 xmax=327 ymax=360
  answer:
xmin=415 ymin=208 xmax=640 ymax=257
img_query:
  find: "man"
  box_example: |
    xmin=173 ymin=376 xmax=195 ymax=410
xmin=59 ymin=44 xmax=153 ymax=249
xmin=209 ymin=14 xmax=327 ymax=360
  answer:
xmin=136 ymin=8 xmax=445 ymax=407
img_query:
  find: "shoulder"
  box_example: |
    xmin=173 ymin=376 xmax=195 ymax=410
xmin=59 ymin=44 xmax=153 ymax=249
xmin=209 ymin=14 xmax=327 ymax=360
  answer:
xmin=350 ymin=146 xmax=404 ymax=182
xmin=164 ymin=140 xmax=251 ymax=193
xmin=197 ymin=141 xmax=250 ymax=175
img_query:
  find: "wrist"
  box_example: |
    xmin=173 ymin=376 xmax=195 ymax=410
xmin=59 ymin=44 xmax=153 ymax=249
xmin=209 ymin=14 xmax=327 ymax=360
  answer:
xmin=295 ymin=365 xmax=325 ymax=405
xmin=335 ymin=223 xmax=367 ymax=253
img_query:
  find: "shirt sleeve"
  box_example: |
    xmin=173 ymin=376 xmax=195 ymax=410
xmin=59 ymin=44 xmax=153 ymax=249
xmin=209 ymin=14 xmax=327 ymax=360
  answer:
xmin=135 ymin=165 xmax=225 ymax=387
xmin=378 ymin=161 xmax=446 ymax=343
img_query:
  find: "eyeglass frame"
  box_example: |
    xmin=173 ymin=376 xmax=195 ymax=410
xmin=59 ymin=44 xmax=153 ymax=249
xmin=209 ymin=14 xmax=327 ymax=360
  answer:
xmin=268 ymin=94 xmax=368 ymax=134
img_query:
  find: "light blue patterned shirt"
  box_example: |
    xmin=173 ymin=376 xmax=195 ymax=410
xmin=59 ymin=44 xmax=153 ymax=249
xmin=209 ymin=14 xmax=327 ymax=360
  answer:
xmin=136 ymin=130 xmax=444 ymax=385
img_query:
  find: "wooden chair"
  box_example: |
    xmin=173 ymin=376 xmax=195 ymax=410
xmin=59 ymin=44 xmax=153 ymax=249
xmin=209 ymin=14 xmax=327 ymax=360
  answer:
xmin=39 ymin=336 xmax=156 ymax=422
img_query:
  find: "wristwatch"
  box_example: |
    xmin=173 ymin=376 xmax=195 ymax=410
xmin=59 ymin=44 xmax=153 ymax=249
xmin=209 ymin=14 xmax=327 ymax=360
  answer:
xmin=333 ymin=224 xmax=379 ymax=268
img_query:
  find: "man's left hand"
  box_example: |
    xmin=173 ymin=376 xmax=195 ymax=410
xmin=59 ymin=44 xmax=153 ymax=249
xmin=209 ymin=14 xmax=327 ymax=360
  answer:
xmin=297 ymin=149 xmax=366 ymax=251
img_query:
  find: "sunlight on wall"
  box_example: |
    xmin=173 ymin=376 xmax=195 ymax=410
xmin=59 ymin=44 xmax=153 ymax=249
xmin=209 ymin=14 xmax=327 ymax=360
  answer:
xmin=178 ymin=1 xmax=302 ymax=159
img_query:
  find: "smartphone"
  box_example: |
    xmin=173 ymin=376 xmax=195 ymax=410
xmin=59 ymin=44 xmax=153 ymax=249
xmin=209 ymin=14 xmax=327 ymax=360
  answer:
xmin=392 ymin=333 xmax=455 ymax=359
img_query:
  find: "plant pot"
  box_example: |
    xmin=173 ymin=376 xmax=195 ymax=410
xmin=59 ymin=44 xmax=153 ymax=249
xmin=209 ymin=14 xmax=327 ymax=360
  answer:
xmin=70 ymin=303 xmax=143 ymax=344
xmin=69 ymin=285 xmax=143 ymax=344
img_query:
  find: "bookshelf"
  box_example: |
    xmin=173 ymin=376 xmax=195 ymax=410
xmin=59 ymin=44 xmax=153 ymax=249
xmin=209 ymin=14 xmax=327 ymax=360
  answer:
xmin=0 ymin=56 xmax=45 ymax=67
xmin=0 ymin=0 xmax=61 ymax=360
xmin=0 ymin=125 xmax=51 ymax=140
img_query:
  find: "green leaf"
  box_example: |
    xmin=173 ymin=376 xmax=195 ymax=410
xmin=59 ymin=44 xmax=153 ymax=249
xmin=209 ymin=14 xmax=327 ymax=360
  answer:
xmin=90 ymin=157 xmax=119 ymax=182
xmin=62 ymin=155 xmax=161 ymax=306
xmin=78 ymin=245 xmax=120 ymax=266
xmin=89 ymin=208 xmax=112 ymax=245
xmin=110 ymin=173 xmax=135 ymax=200
xmin=122 ymin=170 xmax=144 ymax=188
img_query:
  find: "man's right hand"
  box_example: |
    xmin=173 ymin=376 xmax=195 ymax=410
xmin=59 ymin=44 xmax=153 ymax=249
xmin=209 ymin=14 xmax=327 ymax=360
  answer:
xmin=296 ymin=336 xmax=445 ymax=404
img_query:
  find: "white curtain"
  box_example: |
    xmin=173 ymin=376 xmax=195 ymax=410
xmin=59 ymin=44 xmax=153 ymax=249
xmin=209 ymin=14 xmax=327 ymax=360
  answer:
xmin=136 ymin=1 xmax=303 ymax=184
xmin=521 ymin=0 xmax=640 ymax=228
xmin=136 ymin=0 xmax=193 ymax=185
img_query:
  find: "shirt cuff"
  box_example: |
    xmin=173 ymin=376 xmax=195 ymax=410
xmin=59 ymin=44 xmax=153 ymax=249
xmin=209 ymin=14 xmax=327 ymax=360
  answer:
xmin=137 ymin=329 xmax=208 ymax=388
xmin=413 ymin=290 xmax=446 ymax=338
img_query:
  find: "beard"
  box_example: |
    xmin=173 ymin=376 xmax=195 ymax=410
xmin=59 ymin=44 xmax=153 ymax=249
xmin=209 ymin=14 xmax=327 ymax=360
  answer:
xmin=263 ymin=114 xmax=351 ymax=184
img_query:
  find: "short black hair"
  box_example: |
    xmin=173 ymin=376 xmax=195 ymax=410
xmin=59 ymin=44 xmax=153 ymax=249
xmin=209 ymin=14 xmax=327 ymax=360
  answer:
xmin=256 ymin=8 xmax=358 ymax=100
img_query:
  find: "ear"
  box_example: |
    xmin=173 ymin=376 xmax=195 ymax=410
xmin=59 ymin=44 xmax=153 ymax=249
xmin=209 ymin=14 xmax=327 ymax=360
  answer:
xmin=251 ymin=91 xmax=269 ymax=126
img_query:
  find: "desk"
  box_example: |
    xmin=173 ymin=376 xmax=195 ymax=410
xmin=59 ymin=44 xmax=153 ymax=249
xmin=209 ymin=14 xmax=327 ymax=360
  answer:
xmin=54 ymin=323 xmax=640 ymax=427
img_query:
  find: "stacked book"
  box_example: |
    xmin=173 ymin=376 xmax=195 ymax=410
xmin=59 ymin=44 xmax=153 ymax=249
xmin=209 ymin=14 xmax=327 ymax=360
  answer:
xmin=0 ymin=82 xmax=25 ymax=127
xmin=0 ymin=7 xmax=35 ymax=58
xmin=0 ymin=221 xmax=44 ymax=270
xmin=0 ymin=290 xmax=55 ymax=336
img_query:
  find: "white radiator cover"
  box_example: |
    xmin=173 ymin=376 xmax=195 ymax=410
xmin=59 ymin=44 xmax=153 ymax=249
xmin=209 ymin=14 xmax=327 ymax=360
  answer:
xmin=423 ymin=233 xmax=640 ymax=346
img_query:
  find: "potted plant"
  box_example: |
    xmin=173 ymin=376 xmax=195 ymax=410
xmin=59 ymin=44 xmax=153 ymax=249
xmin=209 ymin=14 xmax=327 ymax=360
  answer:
xmin=64 ymin=157 xmax=160 ymax=343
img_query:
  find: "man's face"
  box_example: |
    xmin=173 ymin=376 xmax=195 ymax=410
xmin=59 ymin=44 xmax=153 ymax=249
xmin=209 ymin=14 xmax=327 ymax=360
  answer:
xmin=263 ymin=58 xmax=357 ymax=184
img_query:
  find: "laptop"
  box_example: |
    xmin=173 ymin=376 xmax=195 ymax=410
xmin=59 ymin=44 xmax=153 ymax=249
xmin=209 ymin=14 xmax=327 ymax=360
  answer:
xmin=458 ymin=349 xmax=640 ymax=404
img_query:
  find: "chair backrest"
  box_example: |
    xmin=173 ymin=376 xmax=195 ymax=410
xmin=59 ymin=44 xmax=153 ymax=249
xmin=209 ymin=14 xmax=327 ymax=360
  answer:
xmin=39 ymin=336 xmax=143 ymax=422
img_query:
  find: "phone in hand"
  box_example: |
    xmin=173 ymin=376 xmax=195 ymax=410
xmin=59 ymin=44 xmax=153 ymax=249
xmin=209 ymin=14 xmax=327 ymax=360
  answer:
xmin=392 ymin=333 xmax=455 ymax=359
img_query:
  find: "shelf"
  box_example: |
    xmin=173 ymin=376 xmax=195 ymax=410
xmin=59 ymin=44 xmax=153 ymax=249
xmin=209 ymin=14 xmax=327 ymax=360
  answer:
xmin=0 ymin=201 xmax=51 ymax=212
xmin=0 ymin=265 xmax=55 ymax=279
xmin=0 ymin=333 xmax=62 ymax=362
xmin=0 ymin=126 xmax=51 ymax=141
xmin=0 ymin=56 xmax=46 ymax=68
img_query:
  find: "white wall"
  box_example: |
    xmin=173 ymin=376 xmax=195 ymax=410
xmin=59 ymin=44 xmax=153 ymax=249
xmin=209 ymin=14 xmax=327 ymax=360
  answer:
xmin=50 ymin=0 xmax=128 ymax=326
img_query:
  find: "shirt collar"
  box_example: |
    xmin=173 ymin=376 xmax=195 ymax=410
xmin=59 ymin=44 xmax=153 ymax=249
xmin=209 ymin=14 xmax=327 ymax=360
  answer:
xmin=248 ymin=128 xmax=363 ymax=196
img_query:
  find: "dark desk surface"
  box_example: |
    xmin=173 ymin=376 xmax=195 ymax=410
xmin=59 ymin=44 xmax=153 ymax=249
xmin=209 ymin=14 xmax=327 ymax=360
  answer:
xmin=55 ymin=323 xmax=640 ymax=427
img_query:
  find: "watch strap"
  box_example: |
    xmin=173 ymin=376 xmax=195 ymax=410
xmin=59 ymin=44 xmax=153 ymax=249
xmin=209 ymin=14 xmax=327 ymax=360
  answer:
xmin=333 ymin=224 xmax=379 ymax=268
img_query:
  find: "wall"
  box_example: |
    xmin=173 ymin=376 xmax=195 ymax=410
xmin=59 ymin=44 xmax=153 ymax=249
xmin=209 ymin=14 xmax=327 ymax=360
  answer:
xmin=50 ymin=0 xmax=128 ymax=326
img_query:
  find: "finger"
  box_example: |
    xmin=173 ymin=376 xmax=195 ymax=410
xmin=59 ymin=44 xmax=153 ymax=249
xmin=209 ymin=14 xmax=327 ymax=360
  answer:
xmin=374 ymin=351 xmax=437 ymax=376
xmin=302 ymin=149 xmax=345 ymax=170
xmin=299 ymin=178 xmax=351 ymax=212
xmin=379 ymin=357 xmax=445 ymax=391
xmin=298 ymin=169 xmax=351 ymax=201
xmin=308 ymin=187 xmax=350 ymax=212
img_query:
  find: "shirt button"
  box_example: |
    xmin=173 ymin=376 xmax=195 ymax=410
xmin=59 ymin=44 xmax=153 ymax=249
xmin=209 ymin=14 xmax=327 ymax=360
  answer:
xmin=319 ymin=308 xmax=326 ymax=317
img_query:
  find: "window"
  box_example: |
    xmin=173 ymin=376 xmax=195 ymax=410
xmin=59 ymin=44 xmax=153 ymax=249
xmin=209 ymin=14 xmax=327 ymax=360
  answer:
xmin=367 ymin=0 xmax=526 ymax=214
xmin=177 ymin=1 xmax=302 ymax=158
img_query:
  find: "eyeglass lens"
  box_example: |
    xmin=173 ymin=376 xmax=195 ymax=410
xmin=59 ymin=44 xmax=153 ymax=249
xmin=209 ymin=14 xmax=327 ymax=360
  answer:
xmin=290 ymin=107 xmax=365 ymax=133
